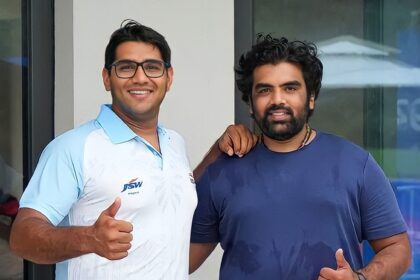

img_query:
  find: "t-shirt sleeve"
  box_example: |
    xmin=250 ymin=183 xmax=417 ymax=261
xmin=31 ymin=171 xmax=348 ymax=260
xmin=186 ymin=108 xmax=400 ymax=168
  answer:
xmin=19 ymin=138 xmax=82 ymax=226
xmin=360 ymin=154 xmax=407 ymax=240
xmin=191 ymin=167 xmax=220 ymax=243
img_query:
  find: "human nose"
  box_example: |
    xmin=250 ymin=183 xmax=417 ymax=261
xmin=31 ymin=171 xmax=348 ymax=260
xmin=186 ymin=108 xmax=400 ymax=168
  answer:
xmin=270 ymin=88 xmax=286 ymax=105
xmin=131 ymin=64 xmax=149 ymax=83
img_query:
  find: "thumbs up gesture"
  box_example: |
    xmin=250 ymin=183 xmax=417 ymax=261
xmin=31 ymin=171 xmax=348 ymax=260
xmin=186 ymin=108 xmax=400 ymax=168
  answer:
xmin=92 ymin=197 xmax=133 ymax=260
xmin=318 ymin=249 xmax=358 ymax=280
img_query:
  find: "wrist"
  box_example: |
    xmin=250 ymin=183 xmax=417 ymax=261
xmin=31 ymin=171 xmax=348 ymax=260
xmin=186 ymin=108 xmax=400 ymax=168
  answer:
xmin=82 ymin=225 xmax=97 ymax=254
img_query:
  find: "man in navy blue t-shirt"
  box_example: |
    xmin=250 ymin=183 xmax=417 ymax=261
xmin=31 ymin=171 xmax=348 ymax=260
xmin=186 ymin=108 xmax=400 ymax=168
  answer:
xmin=190 ymin=35 xmax=412 ymax=280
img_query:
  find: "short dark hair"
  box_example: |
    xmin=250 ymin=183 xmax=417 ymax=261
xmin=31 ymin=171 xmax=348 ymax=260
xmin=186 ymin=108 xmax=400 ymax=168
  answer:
xmin=235 ymin=34 xmax=323 ymax=104
xmin=104 ymin=19 xmax=171 ymax=70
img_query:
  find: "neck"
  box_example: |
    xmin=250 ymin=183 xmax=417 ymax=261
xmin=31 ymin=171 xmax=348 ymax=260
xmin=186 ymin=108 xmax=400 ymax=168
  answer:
xmin=262 ymin=123 xmax=314 ymax=153
xmin=112 ymin=106 xmax=161 ymax=152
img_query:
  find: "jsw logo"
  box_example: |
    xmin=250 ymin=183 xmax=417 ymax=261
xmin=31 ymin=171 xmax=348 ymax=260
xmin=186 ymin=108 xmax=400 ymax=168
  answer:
xmin=121 ymin=178 xmax=143 ymax=193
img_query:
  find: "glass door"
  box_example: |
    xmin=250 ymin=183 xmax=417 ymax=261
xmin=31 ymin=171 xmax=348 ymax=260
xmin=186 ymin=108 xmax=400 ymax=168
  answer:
xmin=0 ymin=0 xmax=54 ymax=279
xmin=240 ymin=0 xmax=420 ymax=278
xmin=0 ymin=1 xmax=24 ymax=279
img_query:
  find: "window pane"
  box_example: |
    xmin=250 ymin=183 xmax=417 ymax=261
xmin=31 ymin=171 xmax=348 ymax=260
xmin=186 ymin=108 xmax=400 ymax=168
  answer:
xmin=0 ymin=0 xmax=24 ymax=279
xmin=254 ymin=0 xmax=420 ymax=277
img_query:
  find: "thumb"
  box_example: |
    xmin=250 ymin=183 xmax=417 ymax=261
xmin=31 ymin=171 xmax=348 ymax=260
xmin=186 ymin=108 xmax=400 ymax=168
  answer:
xmin=103 ymin=197 xmax=121 ymax=218
xmin=335 ymin=248 xmax=351 ymax=270
xmin=218 ymin=135 xmax=234 ymax=156
xmin=226 ymin=146 xmax=234 ymax=156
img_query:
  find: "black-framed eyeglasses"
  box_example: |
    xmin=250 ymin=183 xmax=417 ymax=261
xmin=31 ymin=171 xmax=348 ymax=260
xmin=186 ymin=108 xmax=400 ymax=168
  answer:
xmin=110 ymin=59 xmax=171 ymax=79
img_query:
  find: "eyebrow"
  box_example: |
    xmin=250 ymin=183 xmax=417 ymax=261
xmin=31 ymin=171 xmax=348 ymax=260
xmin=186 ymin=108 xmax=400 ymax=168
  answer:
xmin=254 ymin=80 xmax=302 ymax=90
xmin=254 ymin=83 xmax=273 ymax=90
xmin=114 ymin=59 xmax=163 ymax=64
xmin=281 ymin=80 xmax=302 ymax=87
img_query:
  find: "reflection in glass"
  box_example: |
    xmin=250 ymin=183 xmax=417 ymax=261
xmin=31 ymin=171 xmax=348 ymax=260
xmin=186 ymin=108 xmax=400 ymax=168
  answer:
xmin=0 ymin=1 xmax=24 ymax=279
xmin=254 ymin=0 xmax=420 ymax=277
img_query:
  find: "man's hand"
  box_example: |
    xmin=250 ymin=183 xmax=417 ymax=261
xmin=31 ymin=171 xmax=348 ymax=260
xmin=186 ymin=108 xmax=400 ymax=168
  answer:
xmin=318 ymin=249 xmax=357 ymax=280
xmin=91 ymin=197 xmax=133 ymax=260
xmin=194 ymin=124 xmax=257 ymax=180
xmin=218 ymin=124 xmax=257 ymax=157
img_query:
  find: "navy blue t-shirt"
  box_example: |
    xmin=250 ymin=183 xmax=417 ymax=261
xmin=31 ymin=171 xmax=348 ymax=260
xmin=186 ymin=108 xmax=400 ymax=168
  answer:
xmin=191 ymin=131 xmax=406 ymax=280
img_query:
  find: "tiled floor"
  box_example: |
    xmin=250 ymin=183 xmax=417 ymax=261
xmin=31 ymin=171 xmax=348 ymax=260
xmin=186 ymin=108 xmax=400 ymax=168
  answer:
xmin=0 ymin=216 xmax=23 ymax=280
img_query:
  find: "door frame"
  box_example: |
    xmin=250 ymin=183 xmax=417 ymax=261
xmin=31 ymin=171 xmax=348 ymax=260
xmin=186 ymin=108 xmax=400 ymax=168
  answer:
xmin=234 ymin=0 xmax=254 ymax=128
xmin=22 ymin=0 xmax=55 ymax=279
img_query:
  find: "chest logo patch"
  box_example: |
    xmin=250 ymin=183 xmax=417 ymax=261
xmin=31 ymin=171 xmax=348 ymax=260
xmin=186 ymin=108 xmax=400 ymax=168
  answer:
xmin=121 ymin=177 xmax=143 ymax=193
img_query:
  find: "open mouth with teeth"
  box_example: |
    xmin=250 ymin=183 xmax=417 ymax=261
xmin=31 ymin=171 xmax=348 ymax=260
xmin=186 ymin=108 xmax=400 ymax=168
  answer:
xmin=267 ymin=109 xmax=292 ymax=121
xmin=128 ymin=89 xmax=151 ymax=95
xmin=270 ymin=111 xmax=289 ymax=116
xmin=267 ymin=110 xmax=292 ymax=117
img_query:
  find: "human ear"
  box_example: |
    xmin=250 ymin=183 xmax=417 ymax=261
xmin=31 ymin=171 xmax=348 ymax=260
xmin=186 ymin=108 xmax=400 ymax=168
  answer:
xmin=102 ymin=68 xmax=111 ymax=91
xmin=165 ymin=67 xmax=174 ymax=91
xmin=309 ymin=92 xmax=315 ymax=110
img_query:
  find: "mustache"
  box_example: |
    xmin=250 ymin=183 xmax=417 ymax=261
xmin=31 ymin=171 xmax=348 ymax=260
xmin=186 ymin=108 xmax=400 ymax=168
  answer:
xmin=264 ymin=104 xmax=293 ymax=117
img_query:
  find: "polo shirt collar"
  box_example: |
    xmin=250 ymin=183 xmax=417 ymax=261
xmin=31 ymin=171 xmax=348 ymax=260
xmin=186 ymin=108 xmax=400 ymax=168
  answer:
xmin=96 ymin=104 xmax=166 ymax=146
xmin=96 ymin=104 xmax=138 ymax=144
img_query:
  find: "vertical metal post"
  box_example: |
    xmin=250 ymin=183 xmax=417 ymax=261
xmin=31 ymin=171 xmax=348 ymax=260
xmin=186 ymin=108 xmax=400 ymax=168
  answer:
xmin=234 ymin=0 xmax=254 ymax=129
xmin=22 ymin=0 xmax=55 ymax=279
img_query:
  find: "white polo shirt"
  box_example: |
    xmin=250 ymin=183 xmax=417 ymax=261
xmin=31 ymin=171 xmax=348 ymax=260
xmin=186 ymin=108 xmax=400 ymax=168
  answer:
xmin=20 ymin=104 xmax=197 ymax=280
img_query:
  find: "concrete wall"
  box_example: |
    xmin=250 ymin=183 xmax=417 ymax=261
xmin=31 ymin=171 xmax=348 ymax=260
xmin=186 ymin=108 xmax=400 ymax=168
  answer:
xmin=55 ymin=0 xmax=235 ymax=278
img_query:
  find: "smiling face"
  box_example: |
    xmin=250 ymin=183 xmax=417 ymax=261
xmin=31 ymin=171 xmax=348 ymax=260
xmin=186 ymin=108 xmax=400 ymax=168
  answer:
xmin=250 ymin=62 xmax=315 ymax=141
xmin=102 ymin=41 xmax=173 ymax=124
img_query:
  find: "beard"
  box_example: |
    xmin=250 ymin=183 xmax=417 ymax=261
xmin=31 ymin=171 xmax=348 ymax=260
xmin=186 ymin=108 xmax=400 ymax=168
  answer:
xmin=253 ymin=101 xmax=310 ymax=141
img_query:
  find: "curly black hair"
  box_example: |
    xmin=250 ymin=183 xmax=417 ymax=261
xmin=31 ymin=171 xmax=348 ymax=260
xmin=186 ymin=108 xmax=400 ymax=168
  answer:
xmin=235 ymin=34 xmax=323 ymax=105
xmin=104 ymin=19 xmax=171 ymax=70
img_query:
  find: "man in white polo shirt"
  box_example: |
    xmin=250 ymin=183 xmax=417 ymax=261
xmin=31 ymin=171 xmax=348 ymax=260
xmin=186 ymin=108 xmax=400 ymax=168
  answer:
xmin=9 ymin=20 xmax=255 ymax=280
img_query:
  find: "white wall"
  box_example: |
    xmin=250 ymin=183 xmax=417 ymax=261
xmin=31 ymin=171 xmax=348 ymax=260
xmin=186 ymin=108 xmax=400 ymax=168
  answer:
xmin=55 ymin=0 xmax=234 ymax=279
xmin=55 ymin=0 xmax=73 ymax=134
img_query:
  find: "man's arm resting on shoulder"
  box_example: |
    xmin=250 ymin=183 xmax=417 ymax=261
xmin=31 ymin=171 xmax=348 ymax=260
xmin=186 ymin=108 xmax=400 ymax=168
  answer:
xmin=361 ymin=232 xmax=411 ymax=280
xmin=10 ymin=198 xmax=133 ymax=264
xmin=194 ymin=124 xmax=257 ymax=180
xmin=189 ymin=242 xmax=218 ymax=274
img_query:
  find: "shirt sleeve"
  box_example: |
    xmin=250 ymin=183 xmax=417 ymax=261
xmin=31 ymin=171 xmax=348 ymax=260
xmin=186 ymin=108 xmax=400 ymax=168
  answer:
xmin=360 ymin=154 xmax=407 ymax=240
xmin=191 ymin=167 xmax=220 ymax=243
xmin=19 ymin=136 xmax=83 ymax=226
